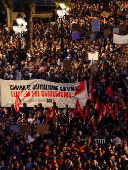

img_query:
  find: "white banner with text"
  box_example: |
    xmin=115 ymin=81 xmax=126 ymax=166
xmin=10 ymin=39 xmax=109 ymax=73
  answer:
xmin=0 ymin=79 xmax=88 ymax=108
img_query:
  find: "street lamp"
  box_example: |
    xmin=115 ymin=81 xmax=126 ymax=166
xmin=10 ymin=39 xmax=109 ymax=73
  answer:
xmin=57 ymin=4 xmax=69 ymax=50
xmin=13 ymin=13 xmax=27 ymax=68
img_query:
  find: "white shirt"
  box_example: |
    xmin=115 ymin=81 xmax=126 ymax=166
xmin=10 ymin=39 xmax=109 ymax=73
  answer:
xmin=26 ymin=135 xmax=35 ymax=143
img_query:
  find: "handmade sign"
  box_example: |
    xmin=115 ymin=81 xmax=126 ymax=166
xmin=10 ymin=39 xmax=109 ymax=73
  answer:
xmin=19 ymin=125 xmax=31 ymax=135
xmin=10 ymin=125 xmax=19 ymax=133
xmin=104 ymin=28 xmax=111 ymax=35
xmin=113 ymin=34 xmax=128 ymax=44
xmin=92 ymin=19 xmax=100 ymax=32
xmin=72 ymin=32 xmax=80 ymax=40
xmin=37 ymin=124 xmax=49 ymax=134
xmin=100 ymin=11 xmax=110 ymax=18
xmin=117 ymin=10 xmax=127 ymax=16
xmin=64 ymin=60 xmax=71 ymax=72
xmin=113 ymin=27 xmax=119 ymax=35
xmin=88 ymin=52 xmax=99 ymax=61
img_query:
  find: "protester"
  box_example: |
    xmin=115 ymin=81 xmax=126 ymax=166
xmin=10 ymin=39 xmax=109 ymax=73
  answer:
xmin=0 ymin=0 xmax=128 ymax=169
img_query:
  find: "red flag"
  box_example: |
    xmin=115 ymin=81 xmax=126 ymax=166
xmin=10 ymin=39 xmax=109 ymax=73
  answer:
xmin=88 ymin=81 xmax=93 ymax=102
xmin=84 ymin=104 xmax=91 ymax=122
xmin=125 ymin=117 xmax=127 ymax=124
xmin=110 ymin=107 xmax=115 ymax=120
xmin=108 ymin=100 xmax=115 ymax=120
xmin=69 ymin=108 xmax=75 ymax=122
xmin=100 ymin=126 xmax=102 ymax=130
xmin=74 ymin=81 xmax=85 ymax=96
xmin=106 ymin=83 xmax=113 ymax=98
xmin=46 ymin=106 xmax=55 ymax=124
xmin=75 ymin=99 xmax=83 ymax=118
xmin=94 ymin=97 xmax=100 ymax=111
xmin=97 ymin=108 xmax=103 ymax=123
xmin=102 ymin=103 xmax=106 ymax=118
xmin=15 ymin=95 xmax=21 ymax=113
xmin=52 ymin=105 xmax=55 ymax=119
xmin=46 ymin=108 xmax=51 ymax=124
xmin=84 ymin=104 xmax=88 ymax=118
xmin=106 ymin=104 xmax=109 ymax=118
xmin=108 ymin=100 xmax=111 ymax=111
xmin=115 ymin=100 xmax=118 ymax=120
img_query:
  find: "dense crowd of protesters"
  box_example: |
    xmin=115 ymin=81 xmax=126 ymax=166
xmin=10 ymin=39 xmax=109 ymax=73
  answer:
xmin=0 ymin=0 xmax=128 ymax=169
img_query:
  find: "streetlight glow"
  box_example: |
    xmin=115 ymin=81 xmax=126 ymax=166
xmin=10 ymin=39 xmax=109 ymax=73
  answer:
xmin=12 ymin=13 xmax=28 ymax=67
xmin=59 ymin=3 xmax=66 ymax=10
xmin=13 ymin=13 xmax=27 ymax=35
xmin=57 ymin=9 xmax=63 ymax=17
xmin=57 ymin=4 xmax=68 ymax=18
xmin=66 ymin=7 xmax=69 ymax=12
xmin=13 ymin=21 xmax=18 ymax=33
xmin=57 ymin=3 xmax=69 ymax=50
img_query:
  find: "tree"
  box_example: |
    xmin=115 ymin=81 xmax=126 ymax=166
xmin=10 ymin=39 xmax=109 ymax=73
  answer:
xmin=2 ymin=0 xmax=35 ymax=51
xmin=23 ymin=0 xmax=35 ymax=51
xmin=2 ymin=0 xmax=69 ymax=51
xmin=24 ymin=0 xmax=69 ymax=51
xmin=2 ymin=0 xmax=13 ymax=28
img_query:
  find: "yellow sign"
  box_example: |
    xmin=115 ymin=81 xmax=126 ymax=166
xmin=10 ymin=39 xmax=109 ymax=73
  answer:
xmin=117 ymin=10 xmax=127 ymax=16
xmin=100 ymin=11 xmax=110 ymax=18
xmin=32 ymin=13 xmax=53 ymax=18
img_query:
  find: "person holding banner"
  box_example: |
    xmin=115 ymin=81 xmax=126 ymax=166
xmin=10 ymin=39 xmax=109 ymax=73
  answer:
xmin=0 ymin=0 xmax=128 ymax=169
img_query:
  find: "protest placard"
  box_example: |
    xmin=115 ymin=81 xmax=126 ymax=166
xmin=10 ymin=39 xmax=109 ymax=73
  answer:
xmin=104 ymin=28 xmax=111 ymax=35
xmin=37 ymin=124 xmax=49 ymax=134
xmin=10 ymin=125 xmax=19 ymax=133
xmin=92 ymin=19 xmax=100 ymax=32
xmin=88 ymin=52 xmax=99 ymax=61
xmin=113 ymin=27 xmax=119 ymax=35
xmin=19 ymin=125 xmax=31 ymax=135
xmin=113 ymin=34 xmax=128 ymax=44
xmin=64 ymin=60 xmax=71 ymax=72
xmin=72 ymin=32 xmax=80 ymax=40
xmin=100 ymin=11 xmax=110 ymax=18
xmin=117 ymin=10 xmax=127 ymax=16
